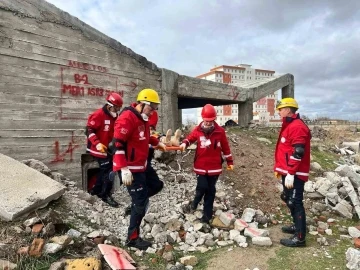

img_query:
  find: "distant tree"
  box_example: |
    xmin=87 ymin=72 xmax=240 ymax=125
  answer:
xmin=301 ymin=115 xmax=311 ymax=122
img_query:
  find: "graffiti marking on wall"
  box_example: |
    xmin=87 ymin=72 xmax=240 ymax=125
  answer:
xmin=50 ymin=132 xmax=80 ymax=164
xmin=68 ymin=60 xmax=107 ymax=73
xmin=59 ymin=60 xmax=138 ymax=120
xmin=227 ymin=86 xmax=240 ymax=100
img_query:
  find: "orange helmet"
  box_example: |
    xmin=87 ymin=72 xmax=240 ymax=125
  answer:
xmin=201 ymin=104 xmax=217 ymax=121
xmin=106 ymin=93 xmax=123 ymax=107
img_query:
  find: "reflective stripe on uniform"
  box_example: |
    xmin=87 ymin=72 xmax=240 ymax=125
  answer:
xmin=275 ymin=167 xmax=309 ymax=176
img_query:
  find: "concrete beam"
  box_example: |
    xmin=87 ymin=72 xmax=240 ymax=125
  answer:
xmin=178 ymin=76 xmax=249 ymax=103
xmin=252 ymin=73 xmax=294 ymax=101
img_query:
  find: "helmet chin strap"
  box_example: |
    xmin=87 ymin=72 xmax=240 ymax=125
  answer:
xmin=106 ymin=104 xmax=117 ymax=118
xmin=138 ymin=103 xmax=148 ymax=121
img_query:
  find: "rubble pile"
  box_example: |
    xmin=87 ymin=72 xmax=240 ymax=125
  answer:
xmin=0 ymin=157 xmax=274 ymax=269
xmin=2 ymin=133 xmax=360 ymax=268
xmin=311 ymin=126 xmax=329 ymax=140
xmin=328 ymin=142 xmax=360 ymax=166
xmin=305 ymin=164 xmax=360 ymax=218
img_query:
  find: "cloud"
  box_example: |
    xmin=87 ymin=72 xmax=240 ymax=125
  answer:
xmin=46 ymin=0 xmax=360 ymax=120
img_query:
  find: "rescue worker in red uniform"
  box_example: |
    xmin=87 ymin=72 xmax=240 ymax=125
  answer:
xmin=274 ymin=97 xmax=311 ymax=247
xmin=111 ymin=88 xmax=166 ymax=250
xmin=123 ymin=110 xmax=162 ymax=217
xmin=180 ymin=104 xmax=234 ymax=224
xmin=86 ymin=93 xmax=123 ymax=207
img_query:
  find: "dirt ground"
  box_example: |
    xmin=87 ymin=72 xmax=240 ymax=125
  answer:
xmin=206 ymin=225 xmax=283 ymax=270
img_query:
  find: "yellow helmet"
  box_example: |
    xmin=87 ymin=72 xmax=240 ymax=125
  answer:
xmin=137 ymin=88 xmax=160 ymax=104
xmin=276 ymin=97 xmax=298 ymax=110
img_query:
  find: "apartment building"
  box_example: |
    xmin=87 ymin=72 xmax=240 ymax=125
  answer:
xmin=196 ymin=64 xmax=281 ymax=126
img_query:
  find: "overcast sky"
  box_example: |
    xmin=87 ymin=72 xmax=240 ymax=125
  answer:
xmin=47 ymin=0 xmax=360 ymax=121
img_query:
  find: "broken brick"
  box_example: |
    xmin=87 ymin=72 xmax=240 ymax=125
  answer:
xmin=29 ymin=238 xmax=45 ymax=257
xmin=32 ymin=224 xmax=44 ymax=235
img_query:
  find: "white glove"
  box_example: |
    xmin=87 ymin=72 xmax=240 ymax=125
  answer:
xmin=96 ymin=143 xmax=107 ymax=153
xmin=285 ymin=173 xmax=294 ymax=189
xmin=121 ymin=167 xmax=133 ymax=186
xmin=179 ymin=143 xmax=186 ymax=151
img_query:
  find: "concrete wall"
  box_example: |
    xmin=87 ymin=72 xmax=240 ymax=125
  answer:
xmin=0 ymin=0 xmax=161 ymax=180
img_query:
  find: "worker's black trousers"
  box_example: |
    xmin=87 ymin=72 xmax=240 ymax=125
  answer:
xmin=193 ymin=174 xmax=219 ymax=222
xmin=92 ymin=155 xmax=113 ymax=198
xmin=126 ymin=161 xmax=163 ymax=240
xmin=282 ymin=175 xmax=306 ymax=240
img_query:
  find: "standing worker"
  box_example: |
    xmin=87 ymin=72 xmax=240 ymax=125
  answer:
xmin=86 ymin=93 xmax=123 ymax=207
xmin=112 ymin=88 xmax=166 ymax=250
xmin=274 ymin=97 xmax=311 ymax=247
xmin=123 ymin=109 xmax=164 ymax=217
xmin=180 ymin=104 xmax=234 ymax=224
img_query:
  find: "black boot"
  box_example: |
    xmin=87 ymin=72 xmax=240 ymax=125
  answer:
xmin=102 ymin=196 xmax=119 ymax=207
xmin=182 ymin=201 xmax=196 ymax=213
xmin=124 ymin=205 xmax=131 ymax=216
xmin=200 ymin=215 xmax=210 ymax=224
xmin=126 ymin=237 xmax=152 ymax=250
xmin=281 ymin=224 xmax=296 ymax=234
xmin=280 ymin=235 xmax=306 ymax=247
xmin=191 ymin=201 xmax=198 ymax=211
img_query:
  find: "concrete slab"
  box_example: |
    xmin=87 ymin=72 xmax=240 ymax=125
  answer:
xmin=0 ymin=153 xmax=65 ymax=221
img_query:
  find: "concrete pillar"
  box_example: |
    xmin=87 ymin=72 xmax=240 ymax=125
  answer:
xmin=160 ymin=68 xmax=180 ymax=133
xmin=178 ymin=109 xmax=183 ymax=128
xmin=281 ymin=74 xmax=295 ymax=98
xmin=238 ymin=101 xmax=253 ymax=127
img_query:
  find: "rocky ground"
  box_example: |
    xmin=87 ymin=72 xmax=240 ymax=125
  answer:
xmin=1 ymin=126 xmax=360 ymax=270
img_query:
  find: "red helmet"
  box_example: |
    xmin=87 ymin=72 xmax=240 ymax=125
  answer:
xmin=106 ymin=93 xmax=123 ymax=107
xmin=201 ymin=104 xmax=216 ymax=121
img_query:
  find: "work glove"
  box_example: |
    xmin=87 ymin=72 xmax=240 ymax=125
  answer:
xmin=121 ymin=167 xmax=133 ymax=186
xmin=96 ymin=143 xmax=107 ymax=153
xmin=274 ymin=172 xmax=281 ymax=179
xmin=179 ymin=143 xmax=187 ymax=152
xmin=227 ymin=165 xmax=234 ymax=170
xmin=156 ymin=142 xmax=167 ymax=152
xmin=284 ymin=173 xmax=294 ymax=189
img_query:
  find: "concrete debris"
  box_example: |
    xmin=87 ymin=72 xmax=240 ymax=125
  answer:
xmin=0 ymin=259 xmax=17 ymax=270
xmin=306 ymin=165 xmax=360 ymax=219
xmin=0 ymin=154 xmax=66 ymax=221
xmin=311 ymin=126 xmax=329 ymax=140
xmin=346 ymin=248 xmax=360 ymax=270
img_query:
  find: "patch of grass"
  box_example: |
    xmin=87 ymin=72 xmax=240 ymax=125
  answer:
xmin=192 ymin=249 xmax=220 ymax=270
xmin=15 ymin=253 xmax=65 ymax=270
xmin=311 ymin=146 xmax=339 ymax=171
xmin=268 ymin=218 xmax=359 ymax=270
xmin=268 ymin=235 xmax=352 ymax=270
xmin=134 ymin=248 xmax=220 ymax=270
